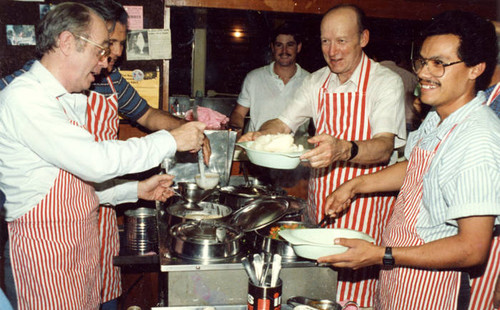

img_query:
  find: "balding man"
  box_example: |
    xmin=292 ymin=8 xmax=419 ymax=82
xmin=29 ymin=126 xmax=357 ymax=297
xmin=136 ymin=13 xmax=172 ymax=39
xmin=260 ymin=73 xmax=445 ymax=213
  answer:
xmin=240 ymin=4 xmax=406 ymax=307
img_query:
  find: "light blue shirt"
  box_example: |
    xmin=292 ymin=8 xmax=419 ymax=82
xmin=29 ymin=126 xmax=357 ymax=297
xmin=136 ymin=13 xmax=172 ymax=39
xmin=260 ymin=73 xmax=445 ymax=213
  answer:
xmin=405 ymin=92 xmax=500 ymax=242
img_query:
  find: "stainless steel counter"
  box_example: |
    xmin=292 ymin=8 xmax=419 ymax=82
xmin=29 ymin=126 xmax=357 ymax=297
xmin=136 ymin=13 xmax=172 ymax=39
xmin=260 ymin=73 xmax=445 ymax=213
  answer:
xmin=155 ymin=204 xmax=338 ymax=307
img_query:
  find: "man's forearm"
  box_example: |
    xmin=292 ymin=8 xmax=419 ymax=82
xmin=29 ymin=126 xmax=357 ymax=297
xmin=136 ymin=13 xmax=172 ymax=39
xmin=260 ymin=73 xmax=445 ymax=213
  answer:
xmin=137 ymin=108 xmax=187 ymax=131
xmin=351 ymin=134 xmax=395 ymax=165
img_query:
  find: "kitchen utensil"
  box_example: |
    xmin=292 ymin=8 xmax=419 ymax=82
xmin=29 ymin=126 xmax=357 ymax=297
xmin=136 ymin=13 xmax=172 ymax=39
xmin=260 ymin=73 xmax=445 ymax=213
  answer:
xmin=218 ymin=184 xmax=279 ymax=209
xmin=169 ymin=221 xmax=243 ymax=261
xmin=260 ymin=252 xmax=272 ymax=286
xmin=253 ymin=253 xmax=263 ymax=282
xmin=166 ymin=201 xmax=232 ymax=226
xmin=236 ymin=141 xmax=307 ymax=170
xmin=241 ymin=256 xmax=259 ymax=286
xmin=317 ymin=216 xmax=330 ymax=228
xmin=228 ymin=198 xmax=289 ymax=232
xmin=287 ymin=296 xmax=341 ymax=310
xmin=278 ymin=228 xmax=375 ymax=260
xmin=177 ymin=182 xmax=216 ymax=204
xmin=270 ymin=253 xmax=281 ymax=287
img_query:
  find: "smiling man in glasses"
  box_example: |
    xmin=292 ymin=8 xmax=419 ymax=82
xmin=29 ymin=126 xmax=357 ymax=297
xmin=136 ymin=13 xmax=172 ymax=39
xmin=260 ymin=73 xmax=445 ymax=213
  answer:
xmin=0 ymin=3 xmax=206 ymax=309
xmin=319 ymin=10 xmax=500 ymax=310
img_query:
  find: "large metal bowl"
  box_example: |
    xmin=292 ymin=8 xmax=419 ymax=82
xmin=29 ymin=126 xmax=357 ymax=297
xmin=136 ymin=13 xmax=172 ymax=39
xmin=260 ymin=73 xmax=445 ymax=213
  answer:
xmin=236 ymin=141 xmax=306 ymax=170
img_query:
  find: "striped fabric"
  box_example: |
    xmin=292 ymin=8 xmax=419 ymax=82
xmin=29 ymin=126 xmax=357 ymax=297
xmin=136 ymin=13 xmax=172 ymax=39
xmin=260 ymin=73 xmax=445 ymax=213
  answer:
xmin=378 ymin=130 xmax=462 ymax=310
xmin=468 ymin=83 xmax=500 ymax=310
xmin=86 ymin=76 xmax=122 ymax=303
xmin=307 ymin=54 xmax=396 ymax=307
xmin=8 ymin=169 xmax=101 ymax=309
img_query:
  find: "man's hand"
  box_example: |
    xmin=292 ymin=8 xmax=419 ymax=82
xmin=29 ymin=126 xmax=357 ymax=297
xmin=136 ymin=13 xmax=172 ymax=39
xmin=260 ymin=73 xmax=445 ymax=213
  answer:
xmin=324 ymin=178 xmax=361 ymax=218
xmin=238 ymin=131 xmax=262 ymax=142
xmin=317 ymin=238 xmax=384 ymax=270
xmin=138 ymin=174 xmax=175 ymax=202
xmin=170 ymin=121 xmax=206 ymax=152
xmin=301 ymin=134 xmax=350 ymax=168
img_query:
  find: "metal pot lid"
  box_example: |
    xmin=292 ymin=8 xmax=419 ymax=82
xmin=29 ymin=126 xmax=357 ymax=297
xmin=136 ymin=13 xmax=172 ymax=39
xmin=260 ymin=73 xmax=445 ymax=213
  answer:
xmin=228 ymin=197 xmax=289 ymax=232
xmin=170 ymin=221 xmax=242 ymax=244
xmin=219 ymin=185 xmax=270 ymax=197
xmin=167 ymin=201 xmax=232 ymax=219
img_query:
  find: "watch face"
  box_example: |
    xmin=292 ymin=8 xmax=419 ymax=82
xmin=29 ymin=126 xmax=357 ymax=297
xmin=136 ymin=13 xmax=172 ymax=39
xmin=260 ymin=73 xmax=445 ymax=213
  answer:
xmin=383 ymin=247 xmax=395 ymax=266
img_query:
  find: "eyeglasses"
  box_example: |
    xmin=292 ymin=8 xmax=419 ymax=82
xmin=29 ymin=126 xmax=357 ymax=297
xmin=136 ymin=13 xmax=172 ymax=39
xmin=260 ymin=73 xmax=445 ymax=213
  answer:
xmin=74 ymin=34 xmax=110 ymax=61
xmin=412 ymin=57 xmax=464 ymax=77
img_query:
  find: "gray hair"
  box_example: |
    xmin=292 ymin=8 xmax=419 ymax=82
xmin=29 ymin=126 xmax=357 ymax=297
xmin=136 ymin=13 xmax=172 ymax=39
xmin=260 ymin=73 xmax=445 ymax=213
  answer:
xmin=36 ymin=2 xmax=96 ymax=58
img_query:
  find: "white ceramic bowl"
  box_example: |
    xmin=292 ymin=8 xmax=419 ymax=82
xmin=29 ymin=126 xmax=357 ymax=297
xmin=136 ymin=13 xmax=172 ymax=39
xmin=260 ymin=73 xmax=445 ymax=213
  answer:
xmin=195 ymin=173 xmax=220 ymax=189
xmin=278 ymin=228 xmax=375 ymax=260
xmin=236 ymin=141 xmax=306 ymax=170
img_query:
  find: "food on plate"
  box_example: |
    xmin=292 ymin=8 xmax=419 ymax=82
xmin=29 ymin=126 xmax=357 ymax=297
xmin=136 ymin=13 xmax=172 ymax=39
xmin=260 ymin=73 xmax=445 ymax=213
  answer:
xmin=269 ymin=223 xmax=305 ymax=240
xmin=249 ymin=134 xmax=304 ymax=153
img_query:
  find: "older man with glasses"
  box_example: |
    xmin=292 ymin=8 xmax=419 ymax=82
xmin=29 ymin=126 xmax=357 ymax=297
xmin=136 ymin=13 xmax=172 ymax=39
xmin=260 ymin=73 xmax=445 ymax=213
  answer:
xmin=320 ymin=10 xmax=500 ymax=310
xmin=0 ymin=3 xmax=205 ymax=309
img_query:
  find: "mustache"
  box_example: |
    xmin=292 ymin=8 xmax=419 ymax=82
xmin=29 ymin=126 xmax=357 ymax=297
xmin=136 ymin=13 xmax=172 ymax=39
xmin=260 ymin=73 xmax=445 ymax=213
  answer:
xmin=279 ymin=53 xmax=292 ymax=57
xmin=419 ymin=78 xmax=441 ymax=87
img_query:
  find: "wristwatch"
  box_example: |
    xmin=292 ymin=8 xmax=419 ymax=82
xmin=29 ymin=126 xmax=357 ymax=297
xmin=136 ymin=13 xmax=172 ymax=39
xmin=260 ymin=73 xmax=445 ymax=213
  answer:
xmin=348 ymin=141 xmax=358 ymax=161
xmin=383 ymin=247 xmax=395 ymax=266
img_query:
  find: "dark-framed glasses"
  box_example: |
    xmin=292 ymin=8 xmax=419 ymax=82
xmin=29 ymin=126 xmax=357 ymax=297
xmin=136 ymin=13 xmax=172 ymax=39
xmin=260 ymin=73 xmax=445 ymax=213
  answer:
xmin=412 ymin=57 xmax=464 ymax=77
xmin=74 ymin=34 xmax=110 ymax=61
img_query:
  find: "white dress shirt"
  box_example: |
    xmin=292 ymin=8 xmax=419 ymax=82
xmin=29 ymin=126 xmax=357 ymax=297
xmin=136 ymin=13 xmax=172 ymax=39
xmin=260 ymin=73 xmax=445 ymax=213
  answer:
xmin=237 ymin=62 xmax=310 ymax=135
xmin=0 ymin=61 xmax=177 ymax=221
xmin=279 ymin=55 xmax=407 ymax=152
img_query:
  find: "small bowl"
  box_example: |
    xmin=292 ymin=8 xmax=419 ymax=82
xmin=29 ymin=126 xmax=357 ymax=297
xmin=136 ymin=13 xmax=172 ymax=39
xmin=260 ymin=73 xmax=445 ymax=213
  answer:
xmin=177 ymin=182 xmax=214 ymax=203
xmin=279 ymin=228 xmax=374 ymax=260
xmin=195 ymin=173 xmax=220 ymax=189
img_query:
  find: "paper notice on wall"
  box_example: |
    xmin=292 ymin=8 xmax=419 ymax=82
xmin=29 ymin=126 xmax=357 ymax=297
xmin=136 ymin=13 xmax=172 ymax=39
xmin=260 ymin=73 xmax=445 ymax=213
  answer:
xmin=119 ymin=69 xmax=160 ymax=110
xmin=126 ymin=29 xmax=171 ymax=61
xmin=124 ymin=5 xmax=143 ymax=30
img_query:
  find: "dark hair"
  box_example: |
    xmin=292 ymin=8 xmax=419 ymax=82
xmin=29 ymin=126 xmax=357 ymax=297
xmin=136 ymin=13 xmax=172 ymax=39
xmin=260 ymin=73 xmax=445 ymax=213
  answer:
xmin=422 ymin=10 xmax=498 ymax=92
xmin=84 ymin=0 xmax=128 ymax=32
xmin=36 ymin=2 xmax=94 ymax=58
xmin=324 ymin=4 xmax=368 ymax=34
xmin=270 ymin=23 xmax=302 ymax=45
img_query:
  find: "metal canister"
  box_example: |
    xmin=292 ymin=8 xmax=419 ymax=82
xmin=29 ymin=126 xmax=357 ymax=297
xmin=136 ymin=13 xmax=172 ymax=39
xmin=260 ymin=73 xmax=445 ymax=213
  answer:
xmin=124 ymin=208 xmax=158 ymax=255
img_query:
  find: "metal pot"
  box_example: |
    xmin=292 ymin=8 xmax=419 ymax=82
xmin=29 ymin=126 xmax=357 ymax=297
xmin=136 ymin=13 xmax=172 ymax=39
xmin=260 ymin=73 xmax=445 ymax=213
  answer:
xmin=166 ymin=201 xmax=232 ymax=226
xmin=124 ymin=208 xmax=158 ymax=255
xmin=218 ymin=184 xmax=285 ymax=209
xmin=253 ymin=220 xmax=313 ymax=259
xmin=169 ymin=221 xmax=243 ymax=261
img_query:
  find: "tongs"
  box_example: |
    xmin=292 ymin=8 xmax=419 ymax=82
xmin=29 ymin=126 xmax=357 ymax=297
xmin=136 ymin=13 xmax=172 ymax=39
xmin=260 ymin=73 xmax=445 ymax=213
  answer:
xmin=317 ymin=215 xmax=334 ymax=228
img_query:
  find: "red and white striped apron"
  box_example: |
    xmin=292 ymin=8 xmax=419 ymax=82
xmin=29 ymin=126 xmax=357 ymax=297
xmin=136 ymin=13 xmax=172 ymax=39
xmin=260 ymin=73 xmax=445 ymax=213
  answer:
xmin=468 ymin=83 xmax=500 ymax=310
xmin=87 ymin=76 xmax=122 ymax=303
xmin=308 ymin=54 xmax=396 ymax=307
xmin=8 ymin=122 xmax=101 ymax=309
xmin=377 ymin=125 xmax=462 ymax=310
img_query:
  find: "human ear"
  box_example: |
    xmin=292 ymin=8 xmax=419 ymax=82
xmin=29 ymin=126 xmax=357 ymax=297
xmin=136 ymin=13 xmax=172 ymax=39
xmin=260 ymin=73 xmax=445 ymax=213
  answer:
xmin=469 ymin=62 xmax=486 ymax=80
xmin=360 ymin=29 xmax=369 ymax=48
xmin=58 ymin=30 xmax=75 ymax=56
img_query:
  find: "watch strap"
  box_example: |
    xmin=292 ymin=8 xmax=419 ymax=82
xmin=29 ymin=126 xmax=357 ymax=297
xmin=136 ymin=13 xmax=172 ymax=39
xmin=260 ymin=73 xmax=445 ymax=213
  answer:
xmin=383 ymin=247 xmax=395 ymax=266
xmin=348 ymin=141 xmax=358 ymax=161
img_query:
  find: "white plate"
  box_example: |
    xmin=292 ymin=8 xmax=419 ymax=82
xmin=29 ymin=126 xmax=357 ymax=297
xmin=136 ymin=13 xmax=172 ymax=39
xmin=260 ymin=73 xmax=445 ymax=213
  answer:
xmin=278 ymin=228 xmax=375 ymax=260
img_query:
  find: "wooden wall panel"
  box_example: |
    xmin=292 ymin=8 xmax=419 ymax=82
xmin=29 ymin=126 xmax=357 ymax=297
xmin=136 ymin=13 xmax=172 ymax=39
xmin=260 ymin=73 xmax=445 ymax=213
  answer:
xmin=165 ymin=0 xmax=498 ymax=20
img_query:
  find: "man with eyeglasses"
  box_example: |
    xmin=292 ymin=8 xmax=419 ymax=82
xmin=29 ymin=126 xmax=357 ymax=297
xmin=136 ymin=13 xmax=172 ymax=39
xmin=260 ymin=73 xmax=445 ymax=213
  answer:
xmin=319 ymin=10 xmax=500 ymax=309
xmin=0 ymin=1 xmax=210 ymax=309
xmin=0 ymin=3 xmax=206 ymax=309
xmin=240 ymin=5 xmax=406 ymax=307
